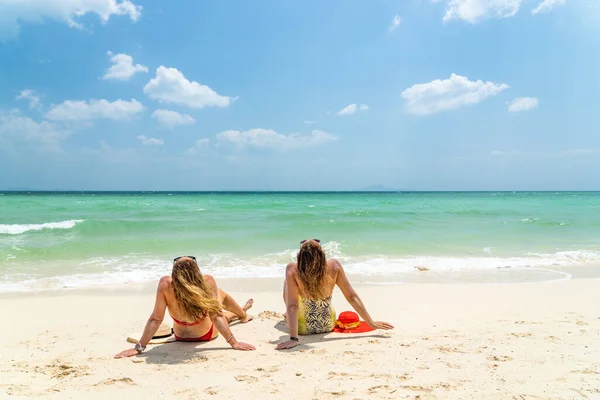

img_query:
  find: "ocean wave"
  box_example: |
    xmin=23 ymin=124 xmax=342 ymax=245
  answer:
xmin=0 ymin=220 xmax=84 ymax=235
xmin=1 ymin=248 xmax=599 ymax=293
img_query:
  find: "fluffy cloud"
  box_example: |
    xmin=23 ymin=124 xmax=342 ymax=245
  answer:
xmin=216 ymin=129 xmax=337 ymax=151
xmin=401 ymin=73 xmax=509 ymax=115
xmin=0 ymin=0 xmax=141 ymax=39
xmin=137 ymin=135 xmax=163 ymax=146
xmin=16 ymin=89 xmax=41 ymax=109
xmin=337 ymin=104 xmax=369 ymax=116
xmin=441 ymin=0 xmax=522 ymax=23
xmin=102 ymin=51 xmax=148 ymax=81
xmin=0 ymin=110 xmax=68 ymax=152
xmin=186 ymin=138 xmax=210 ymax=154
xmin=143 ymin=66 xmax=233 ymax=109
xmin=507 ymin=97 xmax=539 ymax=112
xmin=389 ymin=15 xmax=402 ymax=31
xmin=45 ymin=99 xmax=144 ymax=121
xmin=151 ymin=109 xmax=195 ymax=128
xmin=532 ymin=0 xmax=566 ymax=14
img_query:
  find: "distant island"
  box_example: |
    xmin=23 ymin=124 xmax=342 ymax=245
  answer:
xmin=355 ymin=184 xmax=399 ymax=192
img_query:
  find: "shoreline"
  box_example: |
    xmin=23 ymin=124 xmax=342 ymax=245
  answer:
xmin=1 ymin=263 xmax=599 ymax=298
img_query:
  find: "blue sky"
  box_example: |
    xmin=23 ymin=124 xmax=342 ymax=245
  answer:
xmin=0 ymin=0 xmax=598 ymax=190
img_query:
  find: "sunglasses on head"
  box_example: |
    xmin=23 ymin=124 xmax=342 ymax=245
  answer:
xmin=300 ymin=239 xmax=321 ymax=245
xmin=173 ymin=256 xmax=197 ymax=263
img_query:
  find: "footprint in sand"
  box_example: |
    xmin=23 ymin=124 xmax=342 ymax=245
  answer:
xmin=93 ymin=377 xmax=136 ymax=387
xmin=510 ymin=332 xmax=532 ymax=338
xmin=256 ymin=366 xmax=280 ymax=377
xmin=43 ymin=363 xmax=90 ymax=379
xmin=235 ymin=375 xmax=259 ymax=383
xmin=316 ymin=387 xmax=347 ymax=397
xmin=487 ymin=355 xmax=513 ymax=362
xmin=181 ymin=355 xmax=208 ymax=364
xmin=435 ymin=346 xmax=466 ymax=354
xmin=367 ymin=385 xmax=395 ymax=394
xmin=400 ymin=385 xmax=433 ymax=393
xmin=258 ymin=311 xmax=284 ymax=320
xmin=571 ymin=368 xmax=599 ymax=375
xmin=203 ymin=386 xmax=224 ymax=396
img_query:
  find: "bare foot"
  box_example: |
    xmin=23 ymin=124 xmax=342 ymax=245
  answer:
xmin=240 ymin=299 xmax=254 ymax=323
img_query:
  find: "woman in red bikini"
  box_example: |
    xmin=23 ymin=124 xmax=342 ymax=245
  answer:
xmin=115 ymin=256 xmax=255 ymax=358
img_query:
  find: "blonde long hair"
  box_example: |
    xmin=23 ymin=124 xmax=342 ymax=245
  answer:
xmin=171 ymin=258 xmax=221 ymax=320
xmin=296 ymin=241 xmax=330 ymax=300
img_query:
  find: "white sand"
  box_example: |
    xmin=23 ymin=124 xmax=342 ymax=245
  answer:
xmin=1 ymin=278 xmax=599 ymax=399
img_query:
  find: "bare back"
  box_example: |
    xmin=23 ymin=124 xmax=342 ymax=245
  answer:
xmin=287 ymin=259 xmax=342 ymax=300
xmin=159 ymin=275 xmax=214 ymax=338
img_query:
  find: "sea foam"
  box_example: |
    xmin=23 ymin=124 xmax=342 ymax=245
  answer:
xmin=1 ymin=248 xmax=599 ymax=293
xmin=0 ymin=220 xmax=84 ymax=235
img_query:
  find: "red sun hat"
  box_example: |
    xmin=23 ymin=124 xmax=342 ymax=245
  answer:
xmin=332 ymin=311 xmax=374 ymax=333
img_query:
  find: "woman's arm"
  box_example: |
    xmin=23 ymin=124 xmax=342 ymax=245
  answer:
xmin=114 ymin=277 xmax=169 ymax=358
xmin=333 ymin=260 xmax=394 ymax=330
xmin=276 ymin=263 xmax=300 ymax=350
xmin=205 ymin=275 xmax=255 ymax=351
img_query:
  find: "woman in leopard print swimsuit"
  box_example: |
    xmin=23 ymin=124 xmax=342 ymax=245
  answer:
xmin=276 ymin=239 xmax=394 ymax=350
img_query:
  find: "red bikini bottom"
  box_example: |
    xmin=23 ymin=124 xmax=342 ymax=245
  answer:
xmin=173 ymin=324 xmax=215 ymax=342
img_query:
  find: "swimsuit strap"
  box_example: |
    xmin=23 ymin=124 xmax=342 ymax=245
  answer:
xmin=170 ymin=314 xmax=205 ymax=326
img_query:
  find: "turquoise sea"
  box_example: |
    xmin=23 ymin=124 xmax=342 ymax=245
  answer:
xmin=1 ymin=192 xmax=599 ymax=292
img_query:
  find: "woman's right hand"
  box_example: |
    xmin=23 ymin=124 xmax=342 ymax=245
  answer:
xmin=275 ymin=340 xmax=299 ymax=350
xmin=369 ymin=321 xmax=394 ymax=330
xmin=231 ymin=341 xmax=256 ymax=351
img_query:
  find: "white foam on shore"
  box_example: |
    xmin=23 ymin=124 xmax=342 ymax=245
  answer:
xmin=0 ymin=248 xmax=598 ymax=293
xmin=0 ymin=220 xmax=84 ymax=235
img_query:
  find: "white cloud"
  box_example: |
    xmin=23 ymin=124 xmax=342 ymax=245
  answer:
xmin=151 ymin=109 xmax=195 ymax=128
xmin=337 ymin=104 xmax=369 ymax=116
xmin=102 ymin=51 xmax=148 ymax=81
xmin=186 ymin=138 xmax=211 ymax=154
xmin=143 ymin=66 xmax=233 ymax=109
xmin=16 ymin=89 xmax=41 ymax=109
xmin=389 ymin=15 xmax=402 ymax=31
xmin=0 ymin=0 xmax=142 ymax=39
xmin=45 ymin=99 xmax=144 ymax=121
xmin=532 ymin=0 xmax=566 ymax=15
xmin=442 ymin=0 xmax=522 ymax=23
xmin=338 ymin=104 xmax=357 ymax=115
xmin=401 ymin=73 xmax=509 ymax=115
xmin=508 ymin=97 xmax=539 ymax=112
xmin=0 ymin=110 xmax=68 ymax=152
xmin=137 ymin=135 xmax=163 ymax=146
xmin=216 ymin=129 xmax=338 ymax=151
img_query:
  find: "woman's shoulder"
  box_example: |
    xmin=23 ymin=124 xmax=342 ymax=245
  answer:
xmin=285 ymin=262 xmax=298 ymax=276
xmin=158 ymin=275 xmax=172 ymax=289
xmin=327 ymin=258 xmax=343 ymax=270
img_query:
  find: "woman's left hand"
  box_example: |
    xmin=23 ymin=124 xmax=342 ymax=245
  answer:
xmin=276 ymin=340 xmax=299 ymax=350
xmin=114 ymin=348 xmax=139 ymax=359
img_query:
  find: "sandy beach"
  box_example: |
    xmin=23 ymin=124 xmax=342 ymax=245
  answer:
xmin=1 ymin=277 xmax=599 ymax=400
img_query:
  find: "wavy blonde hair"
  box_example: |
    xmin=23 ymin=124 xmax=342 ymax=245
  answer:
xmin=296 ymin=241 xmax=330 ymax=300
xmin=171 ymin=258 xmax=221 ymax=320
